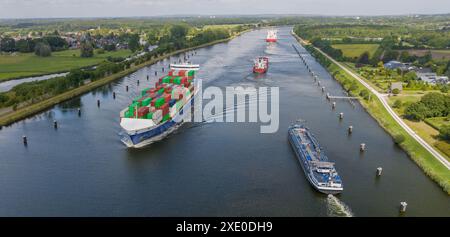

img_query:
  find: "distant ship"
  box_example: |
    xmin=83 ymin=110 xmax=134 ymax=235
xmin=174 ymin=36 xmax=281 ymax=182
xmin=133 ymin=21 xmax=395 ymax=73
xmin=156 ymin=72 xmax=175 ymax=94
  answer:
xmin=266 ymin=29 xmax=277 ymax=42
xmin=288 ymin=123 xmax=343 ymax=194
xmin=119 ymin=63 xmax=199 ymax=148
xmin=253 ymin=56 xmax=269 ymax=74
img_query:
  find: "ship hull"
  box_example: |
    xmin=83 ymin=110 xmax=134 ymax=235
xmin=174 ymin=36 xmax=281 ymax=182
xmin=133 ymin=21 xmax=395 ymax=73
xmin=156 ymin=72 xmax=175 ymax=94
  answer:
xmin=253 ymin=67 xmax=268 ymax=74
xmin=288 ymin=127 xmax=343 ymax=194
xmin=266 ymin=38 xmax=277 ymax=42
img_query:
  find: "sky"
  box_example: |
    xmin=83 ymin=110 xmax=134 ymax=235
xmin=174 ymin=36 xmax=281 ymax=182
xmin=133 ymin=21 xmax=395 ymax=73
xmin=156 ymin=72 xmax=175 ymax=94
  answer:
xmin=0 ymin=0 xmax=449 ymax=19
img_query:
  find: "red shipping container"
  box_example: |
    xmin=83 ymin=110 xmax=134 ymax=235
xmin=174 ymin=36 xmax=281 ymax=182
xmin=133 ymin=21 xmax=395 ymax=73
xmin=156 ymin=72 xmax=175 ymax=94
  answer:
xmin=168 ymin=70 xmax=175 ymax=76
xmin=177 ymin=70 xmax=186 ymax=76
xmin=164 ymin=93 xmax=171 ymax=102
xmin=137 ymin=106 xmax=149 ymax=117
xmin=138 ymin=97 xmax=146 ymax=102
xmin=161 ymin=103 xmax=169 ymax=115
xmin=155 ymin=82 xmax=160 ymax=88
xmin=149 ymin=88 xmax=157 ymax=93
xmin=150 ymin=97 xmax=157 ymax=106
xmin=178 ymin=94 xmax=183 ymax=101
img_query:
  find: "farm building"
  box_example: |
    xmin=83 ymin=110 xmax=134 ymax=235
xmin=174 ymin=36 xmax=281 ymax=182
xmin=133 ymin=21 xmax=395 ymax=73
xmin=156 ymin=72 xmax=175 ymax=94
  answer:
xmin=384 ymin=60 xmax=408 ymax=70
xmin=416 ymin=72 xmax=449 ymax=85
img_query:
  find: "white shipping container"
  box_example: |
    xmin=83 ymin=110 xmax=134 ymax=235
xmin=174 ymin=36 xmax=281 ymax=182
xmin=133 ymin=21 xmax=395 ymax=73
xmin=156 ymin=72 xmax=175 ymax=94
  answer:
xmin=170 ymin=105 xmax=177 ymax=117
xmin=120 ymin=108 xmax=128 ymax=118
xmin=152 ymin=116 xmax=162 ymax=124
xmin=153 ymin=109 xmax=163 ymax=119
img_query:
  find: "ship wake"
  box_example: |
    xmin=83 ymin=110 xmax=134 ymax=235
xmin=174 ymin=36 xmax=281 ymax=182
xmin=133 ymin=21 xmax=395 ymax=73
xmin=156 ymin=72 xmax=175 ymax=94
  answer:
xmin=326 ymin=194 xmax=353 ymax=217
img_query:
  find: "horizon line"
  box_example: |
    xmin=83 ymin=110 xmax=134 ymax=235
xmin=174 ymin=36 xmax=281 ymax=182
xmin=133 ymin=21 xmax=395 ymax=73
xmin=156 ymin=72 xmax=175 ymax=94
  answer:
xmin=1 ymin=12 xmax=449 ymax=21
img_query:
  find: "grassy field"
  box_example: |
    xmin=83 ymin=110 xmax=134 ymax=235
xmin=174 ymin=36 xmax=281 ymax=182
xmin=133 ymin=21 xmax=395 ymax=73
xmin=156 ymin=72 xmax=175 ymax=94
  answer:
xmin=0 ymin=49 xmax=132 ymax=81
xmin=292 ymin=32 xmax=450 ymax=194
xmin=425 ymin=117 xmax=450 ymax=130
xmin=332 ymin=44 xmax=379 ymax=58
xmin=399 ymin=49 xmax=450 ymax=60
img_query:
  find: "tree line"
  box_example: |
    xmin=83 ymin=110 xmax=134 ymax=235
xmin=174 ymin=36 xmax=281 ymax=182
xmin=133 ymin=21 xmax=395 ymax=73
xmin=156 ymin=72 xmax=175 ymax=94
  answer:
xmin=1 ymin=35 xmax=68 ymax=54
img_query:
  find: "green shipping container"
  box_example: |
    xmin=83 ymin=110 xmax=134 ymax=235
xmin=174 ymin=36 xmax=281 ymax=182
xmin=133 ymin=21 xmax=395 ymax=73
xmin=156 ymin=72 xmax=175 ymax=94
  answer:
xmin=133 ymin=95 xmax=143 ymax=102
xmin=176 ymin=100 xmax=183 ymax=110
xmin=162 ymin=77 xmax=171 ymax=83
xmin=141 ymin=88 xmax=151 ymax=96
xmin=146 ymin=112 xmax=153 ymax=119
xmin=155 ymin=97 xmax=165 ymax=108
xmin=142 ymin=97 xmax=152 ymax=106
xmin=162 ymin=113 xmax=171 ymax=122
xmin=187 ymin=70 xmax=195 ymax=76
xmin=158 ymin=88 xmax=165 ymax=94
xmin=173 ymin=76 xmax=182 ymax=85
xmin=129 ymin=101 xmax=139 ymax=110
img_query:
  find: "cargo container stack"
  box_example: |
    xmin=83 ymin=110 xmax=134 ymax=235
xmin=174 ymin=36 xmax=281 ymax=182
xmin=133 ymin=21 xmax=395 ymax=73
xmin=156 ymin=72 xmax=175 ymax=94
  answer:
xmin=121 ymin=69 xmax=195 ymax=126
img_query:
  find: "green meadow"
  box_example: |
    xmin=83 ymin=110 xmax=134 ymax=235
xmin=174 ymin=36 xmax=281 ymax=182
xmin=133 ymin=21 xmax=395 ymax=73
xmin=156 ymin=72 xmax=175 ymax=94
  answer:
xmin=0 ymin=49 xmax=132 ymax=81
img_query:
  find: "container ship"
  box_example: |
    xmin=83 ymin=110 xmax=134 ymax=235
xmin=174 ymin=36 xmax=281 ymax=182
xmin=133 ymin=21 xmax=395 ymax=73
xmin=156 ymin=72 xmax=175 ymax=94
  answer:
xmin=253 ymin=56 xmax=269 ymax=74
xmin=288 ymin=123 xmax=343 ymax=194
xmin=266 ymin=29 xmax=277 ymax=42
xmin=119 ymin=63 xmax=199 ymax=148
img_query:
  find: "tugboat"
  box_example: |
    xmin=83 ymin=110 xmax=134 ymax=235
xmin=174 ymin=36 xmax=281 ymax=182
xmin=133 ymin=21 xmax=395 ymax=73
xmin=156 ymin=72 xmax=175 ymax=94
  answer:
xmin=288 ymin=122 xmax=343 ymax=194
xmin=266 ymin=29 xmax=277 ymax=42
xmin=253 ymin=56 xmax=269 ymax=74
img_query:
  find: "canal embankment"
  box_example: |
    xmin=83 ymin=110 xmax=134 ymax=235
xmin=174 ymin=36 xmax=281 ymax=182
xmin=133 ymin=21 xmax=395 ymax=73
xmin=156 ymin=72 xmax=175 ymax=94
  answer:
xmin=291 ymin=30 xmax=450 ymax=194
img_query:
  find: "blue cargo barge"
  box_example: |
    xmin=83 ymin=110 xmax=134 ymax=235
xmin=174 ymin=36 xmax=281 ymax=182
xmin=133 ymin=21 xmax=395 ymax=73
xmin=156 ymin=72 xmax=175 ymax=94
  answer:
xmin=288 ymin=123 xmax=343 ymax=194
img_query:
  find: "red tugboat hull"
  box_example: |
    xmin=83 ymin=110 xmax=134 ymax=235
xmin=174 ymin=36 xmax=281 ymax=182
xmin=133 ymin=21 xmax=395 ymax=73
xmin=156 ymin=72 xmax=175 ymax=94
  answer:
xmin=266 ymin=38 xmax=277 ymax=42
xmin=253 ymin=56 xmax=269 ymax=74
xmin=253 ymin=67 xmax=268 ymax=74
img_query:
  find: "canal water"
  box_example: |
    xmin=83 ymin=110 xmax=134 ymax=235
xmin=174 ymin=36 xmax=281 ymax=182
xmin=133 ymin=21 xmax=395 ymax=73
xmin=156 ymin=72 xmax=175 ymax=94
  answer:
xmin=0 ymin=27 xmax=448 ymax=216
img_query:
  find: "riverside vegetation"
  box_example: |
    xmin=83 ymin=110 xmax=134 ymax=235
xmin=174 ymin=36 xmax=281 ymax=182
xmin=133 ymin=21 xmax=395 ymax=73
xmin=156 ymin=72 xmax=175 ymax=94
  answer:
xmin=292 ymin=27 xmax=450 ymax=194
xmin=0 ymin=23 xmax=253 ymax=125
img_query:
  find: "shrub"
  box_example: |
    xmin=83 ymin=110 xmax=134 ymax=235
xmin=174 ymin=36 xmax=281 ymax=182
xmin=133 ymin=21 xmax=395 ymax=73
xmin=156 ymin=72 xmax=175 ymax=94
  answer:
xmin=393 ymin=99 xmax=402 ymax=108
xmin=34 ymin=42 xmax=52 ymax=57
xmin=404 ymin=102 xmax=428 ymax=120
xmin=80 ymin=42 xmax=94 ymax=58
xmin=439 ymin=125 xmax=450 ymax=141
xmin=359 ymin=89 xmax=370 ymax=100
xmin=392 ymin=88 xmax=400 ymax=95
xmin=394 ymin=134 xmax=406 ymax=144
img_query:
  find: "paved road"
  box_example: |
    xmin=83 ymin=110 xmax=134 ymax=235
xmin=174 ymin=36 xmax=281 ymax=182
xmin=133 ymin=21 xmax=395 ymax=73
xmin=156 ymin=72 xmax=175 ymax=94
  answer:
xmin=294 ymin=32 xmax=450 ymax=170
xmin=317 ymin=46 xmax=450 ymax=170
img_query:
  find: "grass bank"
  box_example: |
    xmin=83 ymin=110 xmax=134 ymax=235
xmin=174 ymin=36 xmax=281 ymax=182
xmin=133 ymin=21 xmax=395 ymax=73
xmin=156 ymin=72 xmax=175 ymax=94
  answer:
xmin=0 ymin=49 xmax=132 ymax=82
xmin=332 ymin=44 xmax=379 ymax=58
xmin=292 ymin=31 xmax=450 ymax=194
xmin=0 ymin=29 xmax=251 ymax=127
